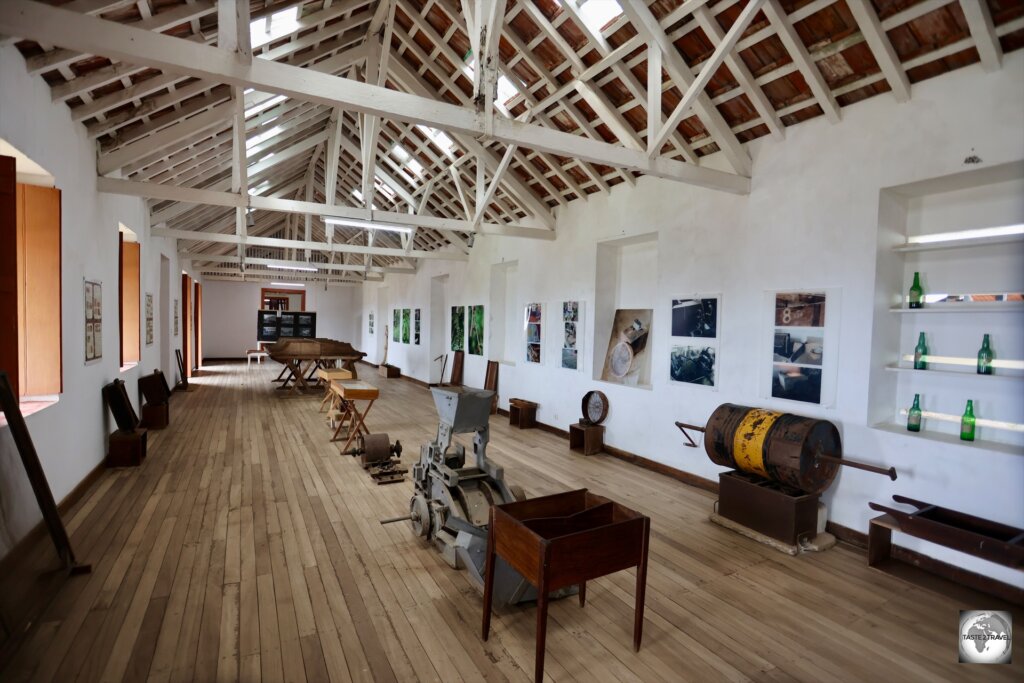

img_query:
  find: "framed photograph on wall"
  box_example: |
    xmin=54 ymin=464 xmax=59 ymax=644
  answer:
xmin=468 ymin=305 xmax=484 ymax=356
xmin=145 ymin=293 xmax=154 ymax=346
xmin=84 ymin=280 xmax=102 ymax=362
xmin=451 ymin=306 xmax=465 ymax=351
xmin=173 ymin=298 xmax=179 ymax=336
xmin=762 ymin=290 xmax=840 ymax=407
xmin=393 ymin=309 xmax=400 ymax=342
xmin=525 ymin=303 xmax=542 ymax=363
xmin=669 ymin=296 xmax=720 ymax=388
xmin=600 ymin=309 xmax=652 ymax=387
xmin=368 ymin=311 xmax=374 ymax=335
xmin=402 ymin=308 xmax=411 ymax=344
xmin=414 ymin=309 xmax=420 ymax=345
xmin=561 ymin=300 xmax=584 ymax=371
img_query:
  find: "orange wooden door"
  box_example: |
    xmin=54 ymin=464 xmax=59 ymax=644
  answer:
xmin=194 ymin=282 xmax=203 ymax=370
xmin=181 ymin=273 xmax=192 ymax=378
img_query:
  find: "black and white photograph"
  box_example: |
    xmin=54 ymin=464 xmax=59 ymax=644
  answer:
xmin=771 ymin=364 xmax=822 ymax=404
xmin=561 ymin=300 xmax=583 ymax=371
xmin=526 ymin=343 xmax=541 ymax=363
xmin=775 ymin=292 xmax=826 ymax=327
xmin=671 ymin=298 xmax=717 ymax=337
xmin=670 ymin=346 xmax=716 ymax=386
xmin=773 ymin=331 xmax=823 ymax=365
xmin=561 ymin=347 xmax=577 ymax=370
xmin=563 ymin=301 xmax=578 ymax=322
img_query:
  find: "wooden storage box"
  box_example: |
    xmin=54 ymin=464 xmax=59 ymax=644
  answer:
xmin=569 ymin=423 xmax=603 ymax=455
xmin=107 ymin=428 xmax=148 ymax=468
xmin=508 ymin=398 xmax=538 ymax=429
xmin=378 ymin=364 xmax=400 ymax=378
xmin=483 ymin=489 xmax=650 ymax=682
xmin=718 ymin=471 xmax=818 ymax=546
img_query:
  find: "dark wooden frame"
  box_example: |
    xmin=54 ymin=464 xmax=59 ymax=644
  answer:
xmin=260 ymin=287 xmax=306 ymax=311
xmin=0 ymin=371 xmax=89 ymax=575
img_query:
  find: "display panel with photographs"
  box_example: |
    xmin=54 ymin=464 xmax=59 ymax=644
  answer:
xmin=145 ymin=293 xmax=154 ymax=346
xmin=414 ymin=309 xmax=421 ymax=345
xmin=600 ymin=309 xmax=652 ymax=387
xmin=393 ymin=309 xmax=400 ymax=342
xmin=402 ymin=308 xmax=411 ymax=344
xmin=468 ymin=305 xmax=484 ymax=356
xmin=669 ymin=295 xmax=719 ymax=387
xmin=451 ymin=306 xmax=465 ymax=351
xmin=368 ymin=312 xmax=374 ymax=334
xmin=525 ymin=303 xmax=542 ymax=364
xmin=561 ymin=300 xmax=583 ymax=371
xmin=770 ymin=291 xmax=826 ymax=404
xmin=173 ymin=298 xmax=179 ymax=336
xmin=85 ymin=280 xmax=103 ymax=362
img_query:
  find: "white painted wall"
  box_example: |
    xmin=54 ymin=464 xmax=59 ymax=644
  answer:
xmin=357 ymin=54 xmax=1024 ymax=586
xmin=201 ymin=280 xmax=360 ymax=358
xmin=0 ymin=44 xmax=199 ymax=558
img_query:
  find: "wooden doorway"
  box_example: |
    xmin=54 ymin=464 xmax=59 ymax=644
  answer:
xmin=181 ymin=273 xmax=192 ymax=378
xmin=194 ymin=282 xmax=203 ymax=370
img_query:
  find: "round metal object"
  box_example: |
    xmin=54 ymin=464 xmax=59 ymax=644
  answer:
xmin=704 ymin=403 xmax=842 ymax=495
xmin=581 ymin=390 xmax=609 ymax=426
xmin=361 ymin=433 xmax=392 ymax=463
xmin=608 ymin=342 xmax=634 ymax=378
xmin=409 ymin=495 xmax=430 ymax=538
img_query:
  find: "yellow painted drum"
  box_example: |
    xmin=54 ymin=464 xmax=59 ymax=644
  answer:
xmin=704 ymin=403 xmax=842 ymax=494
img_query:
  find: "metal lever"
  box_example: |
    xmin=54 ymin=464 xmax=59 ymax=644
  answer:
xmin=815 ymin=453 xmax=897 ymax=480
xmin=674 ymin=421 xmax=706 ymax=448
xmin=380 ymin=514 xmax=412 ymax=525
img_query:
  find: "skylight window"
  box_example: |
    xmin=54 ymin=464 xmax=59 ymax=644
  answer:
xmin=246 ymin=124 xmax=284 ymax=149
xmin=573 ymin=0 xmax=622 ymax=35
xmin=250 ymin=6 xmax=300 ymax=50
xmin=391 ymin=144 xmax=425 ymax=177
xmin=416 ymin=125 xmax=457 ymax=158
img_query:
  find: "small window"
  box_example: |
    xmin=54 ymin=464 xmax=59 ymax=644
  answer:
xmin=0 ymin=154 xmax=62 ymax=399
xmin=119 ymin=229 xmax=141 ymax=367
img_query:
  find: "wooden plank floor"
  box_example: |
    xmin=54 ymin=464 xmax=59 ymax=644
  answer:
xmin=2 ymin=361 xmax=1021 ymax=682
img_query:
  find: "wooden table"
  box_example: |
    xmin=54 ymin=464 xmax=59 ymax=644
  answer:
xmin=329 ymin=379 xmax=379 ymax=451
xmin=317 ymin=367 xmax=354 ymax=412
xmin=482 ymin=489 xmax=650 ymax=682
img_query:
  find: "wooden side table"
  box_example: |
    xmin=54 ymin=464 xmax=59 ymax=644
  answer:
xmin=482 ymin=489 xmax=650 ymax=682
xmin=330 ymin=379 xmax=380 ymax=451
xmin=569 ymin=422 xmax=603 ymax=455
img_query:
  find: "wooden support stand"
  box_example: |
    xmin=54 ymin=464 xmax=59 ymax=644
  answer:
xmin=141 ymin=403 xmax=169 ymax=430
xmin=717 ymin=471 xmax=818 ymax=547
xmin=482 ymin=489 xmax=649 ymax=683
xmin=107 ymin=428 xmax=148 ymax=468
xmin=569 ymin=423 xmax=604 ymax=455
xmin=508 ymin=398 xmax=538 ymax=429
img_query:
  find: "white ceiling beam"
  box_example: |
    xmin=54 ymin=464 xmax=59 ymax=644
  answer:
xmin=26 ymin=2 xmax=217 ymax=74
xmin=693 ymin=5 xmax=784 ymax=140
xmin=619 ymin=0 xmax=753 ymax=176
xmin=762 ymin=0 xmax=841 ymax=124
xmin=185 ymin=253 xmax=416 ymax=276
xmin=646 ymin=42 xmax=662 ymax=151
xmin=157 ymin=227 xmax=467 ymax=261
xmin=574 ymin=81 xmax=645 ymax=152
xmin=218 ymin=0 xmax=252 ymax=64
xmin=473 ymin=0 xmax=506 ymax=128
xmin=97 ymin=100 xmax=232 ymax=174
xmin=649 ymin=0 xmax=765 ymax=157
xmin=2 ymin=1 xmax=754 ymax=195
xmin=98 ymin=176 xmax=556 ymax=240
xmin=959 ymin=0 xmax=1002 ymax=72
xmin=845 ymin=0 xmax=910 ymax=103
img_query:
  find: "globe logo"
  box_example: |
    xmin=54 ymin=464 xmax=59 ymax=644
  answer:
xmin=959 ymin=610 xmax=1012 ymax=664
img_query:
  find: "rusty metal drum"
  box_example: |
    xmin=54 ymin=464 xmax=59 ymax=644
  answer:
xmin=704 ymin=404 xmax=841 ymax=495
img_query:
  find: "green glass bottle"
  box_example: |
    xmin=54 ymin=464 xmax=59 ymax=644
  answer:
xmin=908 ymin=271 xmax=923 ymax=309
xmin=960 ymin=400 xmax=976 ymax=442
xmin=907 ymin=394 xmax=922 ymax=432
xmin=977 ymin=334 xmax=993 ymax=375
xmin=913 ymin=332 xmax=927 ymax=370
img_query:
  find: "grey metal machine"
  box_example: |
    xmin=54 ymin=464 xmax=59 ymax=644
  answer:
xmin=382 ymin=386 xmax=569 ymax=606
